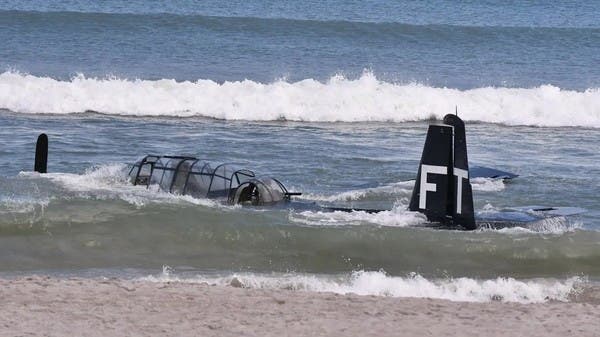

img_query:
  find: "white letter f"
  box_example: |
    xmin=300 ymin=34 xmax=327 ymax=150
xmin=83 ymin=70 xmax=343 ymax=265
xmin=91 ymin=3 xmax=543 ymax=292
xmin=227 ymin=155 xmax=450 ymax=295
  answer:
xmin=419 ymin=164 xmax=447 ymax=209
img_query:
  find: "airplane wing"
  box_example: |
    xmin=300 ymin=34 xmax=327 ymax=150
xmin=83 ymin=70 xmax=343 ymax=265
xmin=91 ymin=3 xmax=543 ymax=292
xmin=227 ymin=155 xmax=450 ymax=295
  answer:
xmin=470 ymin=165 xmax=518 ymax=179
xmin=506 ymin=206 xmax=587 ymax=217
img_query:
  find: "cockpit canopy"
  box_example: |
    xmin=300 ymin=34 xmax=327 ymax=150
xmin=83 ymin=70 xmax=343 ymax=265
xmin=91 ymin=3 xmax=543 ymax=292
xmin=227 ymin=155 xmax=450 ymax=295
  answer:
xmin=128 ymin=155 xmax=296 ymax=205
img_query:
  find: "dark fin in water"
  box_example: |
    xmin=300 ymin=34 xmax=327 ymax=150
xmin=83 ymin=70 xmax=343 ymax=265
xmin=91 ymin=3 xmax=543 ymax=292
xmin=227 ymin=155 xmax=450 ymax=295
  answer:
xmin=409 ymin=123 xmax=454 ymax=223
xmin=409 ymin=115 xmax=476 ymax=230
xmin=443 ymin=114 xmax=476 ymax=230
xmin=34 ymin=133 xmax=48 ymax=174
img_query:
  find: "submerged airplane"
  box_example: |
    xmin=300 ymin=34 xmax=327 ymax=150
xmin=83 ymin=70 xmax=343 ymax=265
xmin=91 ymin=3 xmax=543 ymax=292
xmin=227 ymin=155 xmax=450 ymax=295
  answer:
xmin=32 ymin=115 xmax=580 ymax=230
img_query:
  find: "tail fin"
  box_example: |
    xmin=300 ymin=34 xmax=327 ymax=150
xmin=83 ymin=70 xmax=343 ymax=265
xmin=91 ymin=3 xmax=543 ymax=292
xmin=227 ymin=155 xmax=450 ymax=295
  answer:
xmin=34 ymin=134 xmax=48 ymax=173
xmin=409 ymin=115 xmax=476 ymax=230
xmin=408 ymin=123 xmax=454 ymax=223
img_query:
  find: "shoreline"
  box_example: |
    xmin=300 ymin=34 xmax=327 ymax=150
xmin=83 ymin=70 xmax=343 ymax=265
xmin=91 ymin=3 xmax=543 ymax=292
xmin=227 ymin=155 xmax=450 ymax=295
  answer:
xmin=1 ymin=277 xmax=598 ymax=336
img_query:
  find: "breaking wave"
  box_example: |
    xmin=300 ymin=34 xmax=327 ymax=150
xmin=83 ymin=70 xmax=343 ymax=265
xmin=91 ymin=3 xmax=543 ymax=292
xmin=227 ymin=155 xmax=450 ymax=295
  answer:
xmin=1 ymin=71 xmax=600 ymax=127
xmin=16 ymin=164 xmax=219 ymax=209
xmin=142 ymin=268 xmax=581 ymax=303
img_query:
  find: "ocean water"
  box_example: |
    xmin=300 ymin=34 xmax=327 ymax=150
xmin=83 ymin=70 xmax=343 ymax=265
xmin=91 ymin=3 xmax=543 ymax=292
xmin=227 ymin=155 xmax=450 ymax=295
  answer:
xmin=1 ymin=0 xmax=599 ymax=303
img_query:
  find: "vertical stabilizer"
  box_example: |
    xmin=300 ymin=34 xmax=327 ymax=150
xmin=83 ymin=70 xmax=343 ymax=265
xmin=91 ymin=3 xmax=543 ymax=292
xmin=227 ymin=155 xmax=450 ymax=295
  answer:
xmin=409 ymin=124 xmax=453 ymax=223
xmin=34 ymin=134 xmax=48 ymax=173
xmin=409 ymin=115 xmax=476 ymax=229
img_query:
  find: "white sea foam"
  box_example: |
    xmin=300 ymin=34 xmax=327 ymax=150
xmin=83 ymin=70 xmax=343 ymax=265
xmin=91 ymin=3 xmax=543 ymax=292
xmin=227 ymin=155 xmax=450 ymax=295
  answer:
xmin=0 ymin=196 xmax=50 ymax=224
xmin=292 ymin=179 xmax=416 ymax=228
xmin=18 ymin=164 xmax=218 ymax=208
xmin=300 ymin=178 xmax=503 ymax=204
xmin=141 ymin=269 xmax=580 ymax=303
xmin=299 ymin=180 xmax=415 ymax=203
xmin=289 ymin=205 xmax=427 ymax=228
xmin=489 ymin=218 xmax=584 ymax=235
xmin=470 ymin=177 xmax=506 ymax=192
xmin=1 ymin=71 xmax=599 ymax=127
xmin=290 ymin=178 xmax=504 ymax=227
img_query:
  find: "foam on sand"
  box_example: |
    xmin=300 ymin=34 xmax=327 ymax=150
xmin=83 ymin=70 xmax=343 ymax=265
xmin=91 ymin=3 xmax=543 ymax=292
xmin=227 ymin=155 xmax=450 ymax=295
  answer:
xmin=1 ymin=71 xmax=599 ymax=127
xmin=0 ymin=276 xmax=597 ymax=336
xmin=142 ymin=269 xmax=581 ymax=304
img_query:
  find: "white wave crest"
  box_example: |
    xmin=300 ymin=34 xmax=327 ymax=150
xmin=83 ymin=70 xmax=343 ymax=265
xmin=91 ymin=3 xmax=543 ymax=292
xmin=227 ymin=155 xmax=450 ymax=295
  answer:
xmin=1 ymin=71 xmax=599 ymax=127
xmin=141 ymin=270 xmax=580 ymax=303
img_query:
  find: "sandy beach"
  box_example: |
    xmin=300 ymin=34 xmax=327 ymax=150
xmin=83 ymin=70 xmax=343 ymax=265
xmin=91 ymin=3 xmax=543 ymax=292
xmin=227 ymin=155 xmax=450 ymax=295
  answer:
xmin=0 ymin=277 xmax=598 ymax=336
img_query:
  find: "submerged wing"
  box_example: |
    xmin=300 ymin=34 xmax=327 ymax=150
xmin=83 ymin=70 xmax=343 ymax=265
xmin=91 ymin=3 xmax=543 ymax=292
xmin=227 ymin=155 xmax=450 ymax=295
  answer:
xmin=476 ymin=206 xmax=586 ymax=229
xmin=505 ymin=206 xmax=586 ymax=217
xmin=470 ymin=165 xmax=518 ymax=179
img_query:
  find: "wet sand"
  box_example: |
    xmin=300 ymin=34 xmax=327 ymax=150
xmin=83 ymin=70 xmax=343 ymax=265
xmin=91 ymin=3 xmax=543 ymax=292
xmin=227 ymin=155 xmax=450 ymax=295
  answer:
xmin=1 ymin=277 xmax=598 ymax=336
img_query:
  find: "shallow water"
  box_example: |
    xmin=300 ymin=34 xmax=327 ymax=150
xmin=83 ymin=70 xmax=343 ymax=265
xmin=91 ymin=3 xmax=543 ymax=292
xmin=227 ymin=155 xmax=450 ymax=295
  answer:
xmin=1 ymin=112 xmax=598 ymax=281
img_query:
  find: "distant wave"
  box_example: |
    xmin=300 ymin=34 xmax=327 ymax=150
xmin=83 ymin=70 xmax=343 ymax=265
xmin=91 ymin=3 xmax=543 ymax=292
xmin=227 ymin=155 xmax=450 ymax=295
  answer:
xmin=3 ymin=10 xmax=600 ymax=35
xmin=1 ymin=71 xmax=600 ymax=127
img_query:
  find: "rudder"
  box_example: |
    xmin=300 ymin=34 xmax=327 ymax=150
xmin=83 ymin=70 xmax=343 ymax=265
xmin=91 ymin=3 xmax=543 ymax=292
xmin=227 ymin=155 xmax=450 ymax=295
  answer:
xmin=443 ymin=114 xmax=476 ymax=229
